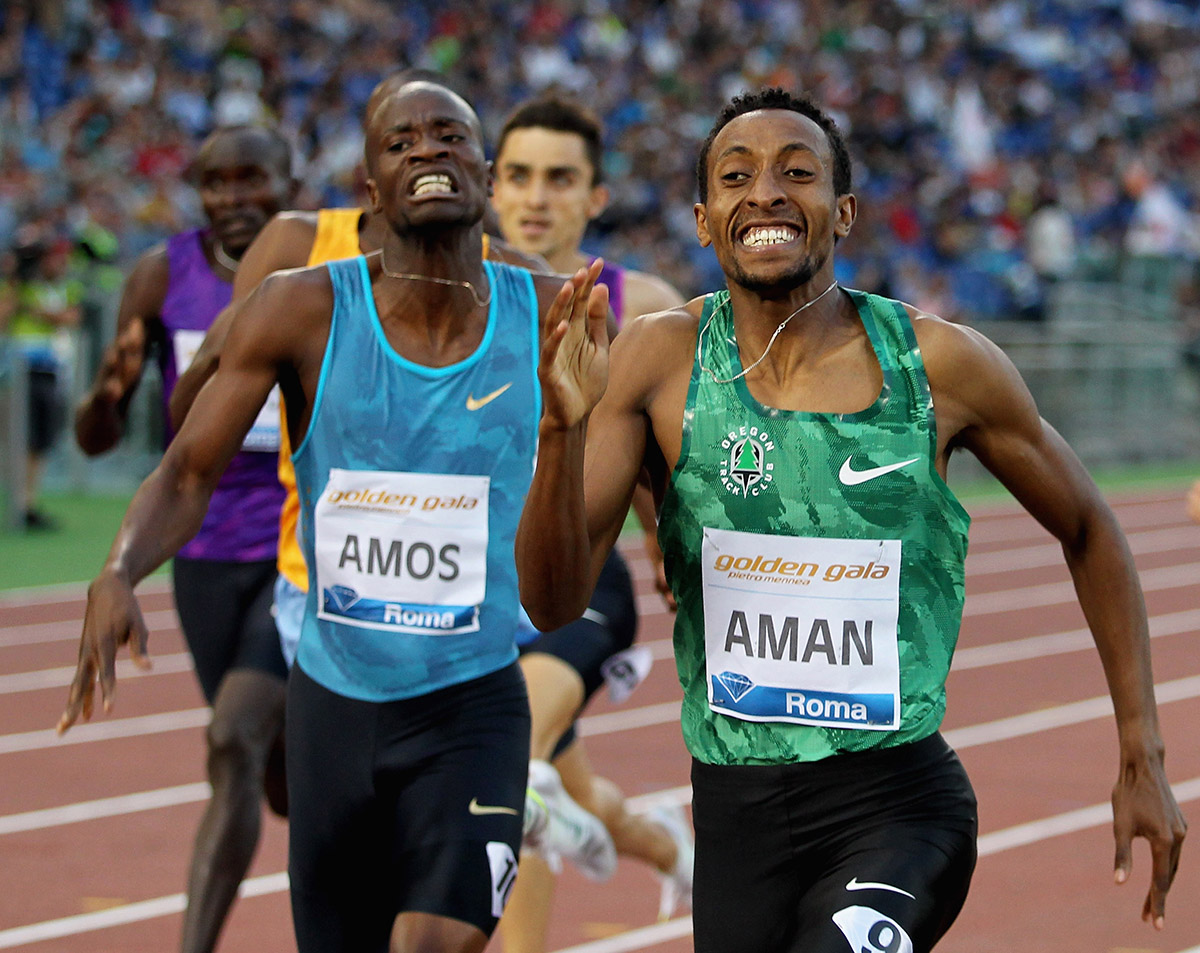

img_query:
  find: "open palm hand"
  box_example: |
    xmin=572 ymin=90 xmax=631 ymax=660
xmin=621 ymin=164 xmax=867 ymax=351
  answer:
xmin=540 ymin=259 xmax=611 ymax=431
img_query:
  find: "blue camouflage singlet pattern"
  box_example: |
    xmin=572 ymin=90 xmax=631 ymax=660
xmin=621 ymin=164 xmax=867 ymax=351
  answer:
xmin=293 ymin=256 xmax=540 ymax=701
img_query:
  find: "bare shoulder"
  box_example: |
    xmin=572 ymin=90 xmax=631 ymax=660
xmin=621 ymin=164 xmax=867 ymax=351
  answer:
xmin=620 ymin=267 xmax=687 ymax=321
xmin=252 ymin=210 xmax=322 ymax=263
xmin=609 ymin=296 xmax=705 ymax=392
xmin=907 ymin=303 xmax=1036 ymax=447
xmin=265 ymin=209 xmax=322 ymax=237
xmin=908 ymin=305 xmax=1017 ymax=395
xmin=236 ymin=261 xmax=336 ymax=348
xmin=232 ymin=211 xmax=323 ymax=299
xmin=487 ymin=236 xmax=550 ymax=272
xmin=128 ymin=241 xmax=170 ymax=286
xmin=120 ymin=242 xmax=171 ymax=320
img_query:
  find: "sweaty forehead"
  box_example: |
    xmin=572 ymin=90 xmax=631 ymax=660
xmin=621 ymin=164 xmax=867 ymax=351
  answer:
xmin=712 ymin=108 xmax=829 ymax=164
xmin=368 ymin=83 xmax=481 ymax=139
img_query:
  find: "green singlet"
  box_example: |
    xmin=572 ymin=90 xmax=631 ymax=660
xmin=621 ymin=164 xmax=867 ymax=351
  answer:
xmin=658 ymin=288 xmax=970 ymax=766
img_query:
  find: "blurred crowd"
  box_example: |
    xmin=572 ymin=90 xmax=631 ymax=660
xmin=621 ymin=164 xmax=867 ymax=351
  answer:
xmin=2 ymin=0 xmax=1200 ymax=332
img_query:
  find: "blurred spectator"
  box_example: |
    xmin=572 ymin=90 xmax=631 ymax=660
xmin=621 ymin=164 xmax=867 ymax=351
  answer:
xmin=1026 ymin=184 xmax=1077 ymax=285
xmin=0 ymin=0 xmax=1197 ymax=328
xmin=1 ymin=231 xmax=82 ymax=529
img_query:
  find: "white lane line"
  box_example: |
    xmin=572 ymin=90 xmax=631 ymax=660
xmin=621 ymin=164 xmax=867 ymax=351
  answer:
xmin=963 ymin=560 xmax=1200 ymax=617
xmin=13 ymin=773 xmax=1200 ymax=950
xmin=0 ymin=709 xmax=210 ymax=755
xmin=0 ymin=783 xmax=211 ymax=834
xmin=580 ymin=702 xmax=681 ymax=737
xmin=0 ymin=609 xmax=179 ymax=649
xmin=967 ymin=499 xmax=1187 ymax=545
xmin=553 ymin=918 xmax=693 ymax=953
xmin=8 ymin=638 xmax=1200 ymax=758
xmin=0 ymin=873 xmax=290 ymax=950
xmin=952 ymin=607 xmax=1200 ymax=670
xmin=967 ymin=524 xmax=1200 ymax=575
xmin=9 ymin=595 xmax=1200 ymax=702
xmin=945 ymin=674 xmax=1200 ymax=750
xmin=0 ymin=653 xmax=194 ymax=695
xmin=4 ymin=507 xmax=1193 ymax=648
xmin=0 ymin=578 xmax=172 ymax=610
xmin=8 ymin=672 xmax=1200 ymax=838
xmin=978 ymin=775 xmax=1200 ymax=855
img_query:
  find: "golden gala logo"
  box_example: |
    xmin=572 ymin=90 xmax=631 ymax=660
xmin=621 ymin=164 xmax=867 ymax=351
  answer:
xmin=712 ymin=552 xmax=891 ymax=584
xmin=325 ymin=487 xmax=481 ymax=513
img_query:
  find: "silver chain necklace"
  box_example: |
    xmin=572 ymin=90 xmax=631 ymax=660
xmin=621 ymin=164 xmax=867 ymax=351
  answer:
xmin=212 ymin=241 xmax=241 ymax=273
xmin=379 ymin=251 xmax=492 ymax=309
xmin=697 ymin=279 xmax=840 ymax=384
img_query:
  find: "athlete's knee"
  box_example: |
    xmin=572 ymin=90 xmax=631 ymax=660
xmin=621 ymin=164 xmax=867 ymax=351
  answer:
xmin=205 ymin=705 xmax=275 ymax=779
xmin=582 ymin=774 xmax=626 ymax=829
xmin=206 ymin=671 xmax=286 ymax=773
xmin=389 ymin=911 xmax=489 ymax=953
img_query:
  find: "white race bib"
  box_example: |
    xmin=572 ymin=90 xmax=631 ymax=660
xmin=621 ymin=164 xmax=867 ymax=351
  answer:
xmin=314 ymin=469 xmax=490 ymax=635
xmin=173 ymin=329 xmax=281 ymax=452
xmin=701 ymin=527 xmax=901 ymax=730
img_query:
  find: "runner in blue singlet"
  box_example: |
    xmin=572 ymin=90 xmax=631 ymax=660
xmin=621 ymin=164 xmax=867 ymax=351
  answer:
xmin=60 ymin=79 xmax=617 ymax=953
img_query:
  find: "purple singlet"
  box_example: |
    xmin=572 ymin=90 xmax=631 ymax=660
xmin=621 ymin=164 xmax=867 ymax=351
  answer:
xmin=591 ymin=257 xmax=625 ymax=328
xmin=158 ymin=230 xmax=284 ymax=562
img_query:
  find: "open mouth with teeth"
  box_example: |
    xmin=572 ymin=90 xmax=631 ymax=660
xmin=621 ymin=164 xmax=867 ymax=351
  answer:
xmin=739 ymin=225 xmax=801 ymax=248
xmin=411 ymin=173 xmax=457 ymax=197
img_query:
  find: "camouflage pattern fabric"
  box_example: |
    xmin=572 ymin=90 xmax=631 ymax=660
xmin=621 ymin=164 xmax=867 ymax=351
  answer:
xmin=658 ymin=288 xmax=970 ymax=765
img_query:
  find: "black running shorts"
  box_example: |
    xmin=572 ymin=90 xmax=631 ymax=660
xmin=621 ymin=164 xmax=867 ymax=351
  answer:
xmin=28 ymin=367 xmax=65 ymax=454
xmin=691 ymin=733 xmax=978 ymax=953
xmin=286 ymin=661 xmax=530 ymax=952
xmin=172 ymin=556 xmax=287 ymax=703
xmin=519 ymin=549 xmax=638 ymax=756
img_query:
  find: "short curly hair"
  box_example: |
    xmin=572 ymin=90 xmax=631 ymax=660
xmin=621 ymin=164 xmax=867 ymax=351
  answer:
xmin=695 ymin=87 xmax=852 ymax=203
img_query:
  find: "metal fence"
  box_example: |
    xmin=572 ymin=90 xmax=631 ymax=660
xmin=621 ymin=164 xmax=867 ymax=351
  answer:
xmin=3 ymin=264 xmax=1198 ymax=520
xmin=0 ymin=345 xmax=29 ymax=530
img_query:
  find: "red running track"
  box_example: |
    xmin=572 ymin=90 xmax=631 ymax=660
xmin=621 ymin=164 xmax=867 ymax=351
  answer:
xmin=1 ymin=485 xmax=1199 ymax=953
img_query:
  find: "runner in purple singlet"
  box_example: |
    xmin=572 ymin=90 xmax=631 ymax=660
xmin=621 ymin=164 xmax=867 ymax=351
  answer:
xmin=73 ymin=124 xmax=296 ymax=953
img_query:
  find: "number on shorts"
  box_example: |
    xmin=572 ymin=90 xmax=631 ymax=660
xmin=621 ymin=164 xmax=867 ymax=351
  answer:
xmin=864 ymin=918 xmax=903 ymax=953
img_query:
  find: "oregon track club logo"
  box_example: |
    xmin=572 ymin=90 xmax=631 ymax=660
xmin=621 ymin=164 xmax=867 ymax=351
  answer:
xmin=719 ymin=426 xmax=775 ymax=497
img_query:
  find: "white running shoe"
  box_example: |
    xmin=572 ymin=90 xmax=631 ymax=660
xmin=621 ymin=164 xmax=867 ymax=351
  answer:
xmin=648 ymin=804 xmax=694 ymax=920
xmin=525 ymin=759 xmax=617 ymax=881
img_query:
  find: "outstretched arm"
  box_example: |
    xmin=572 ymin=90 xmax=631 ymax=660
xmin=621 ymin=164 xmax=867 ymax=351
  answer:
xmin=517 ymin=260 xmax=645 ymax=629
xmin=74 ymin=248 xmax=167 ymax=455
xmin=923 ymin=316 xmax=1187 ymax=929
xmin=59 ymin=271 xmax=314 ymax=732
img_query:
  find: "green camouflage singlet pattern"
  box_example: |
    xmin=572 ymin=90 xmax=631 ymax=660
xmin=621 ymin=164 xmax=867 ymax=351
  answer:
xmin=658 ymin=289 xmax=970 ymax=765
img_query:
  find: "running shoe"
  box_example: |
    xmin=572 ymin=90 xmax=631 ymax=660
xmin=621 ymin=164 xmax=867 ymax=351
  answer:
xmin=525 ymin=758 xmax=617 ymax=881
xmin=648 ymin=803 xmax=694 ymax=920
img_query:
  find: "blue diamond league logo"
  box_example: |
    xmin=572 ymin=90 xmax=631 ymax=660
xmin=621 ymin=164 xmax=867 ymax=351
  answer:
xmin=716 ymin=671 xmax=755 ymax=702
xmin=325 ymin=585 xmax=361 ymax=612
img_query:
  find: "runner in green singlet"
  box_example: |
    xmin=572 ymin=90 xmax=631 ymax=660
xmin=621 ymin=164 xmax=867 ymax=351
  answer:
xmin=515 ymin=88 xmax=1186 ymax=951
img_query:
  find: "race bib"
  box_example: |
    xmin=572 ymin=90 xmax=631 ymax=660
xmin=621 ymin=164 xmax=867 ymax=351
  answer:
xmin=172 ymin=330 xmax=281 ymax=452
xmin=701 ymin=527 xmax=901 ymax=730
xmin=601 ymin=644 xmax=653 ymax=704
xmin=314 ymin=469 xmax=490 ymax=635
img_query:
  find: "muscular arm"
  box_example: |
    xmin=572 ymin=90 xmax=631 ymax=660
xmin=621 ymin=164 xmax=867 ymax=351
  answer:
xmin=615 ymin=271 xmax=686 ymax=605
xmin=921 ymin=315 xmax=1187 ymax=926
xmin=60 ymin=269 xmax=328 ymax=730
xmin=169 ymin=212 xmax=319 ymax=428
xmin=74 ymin=247 xmax=168 ymax=455
xmin=518 ymin=266 xmax=678 ymax=629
